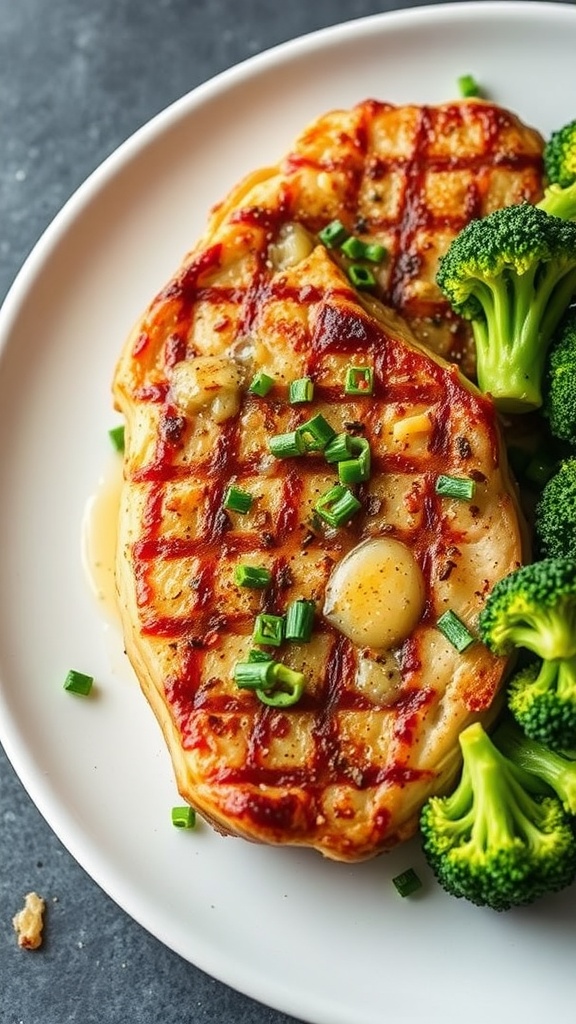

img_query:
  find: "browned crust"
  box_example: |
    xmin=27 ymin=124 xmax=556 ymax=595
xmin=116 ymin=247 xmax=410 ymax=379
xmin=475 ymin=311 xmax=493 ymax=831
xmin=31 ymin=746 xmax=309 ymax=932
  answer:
xmin=112 ymin=99 xmax=535 ymax=861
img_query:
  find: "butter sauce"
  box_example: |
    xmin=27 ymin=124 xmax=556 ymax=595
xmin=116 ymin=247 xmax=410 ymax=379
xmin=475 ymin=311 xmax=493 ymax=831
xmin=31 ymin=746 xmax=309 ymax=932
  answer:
xmin=323 ymin=537 xmax=425 ymax=649
xmin=81 ymin=454 xmax=123 ymax=623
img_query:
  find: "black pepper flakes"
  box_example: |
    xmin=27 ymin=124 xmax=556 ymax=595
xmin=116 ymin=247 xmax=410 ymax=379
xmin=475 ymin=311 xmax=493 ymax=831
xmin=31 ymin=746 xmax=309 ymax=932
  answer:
xmin=456 ymin=436 xmax=473 ymax=459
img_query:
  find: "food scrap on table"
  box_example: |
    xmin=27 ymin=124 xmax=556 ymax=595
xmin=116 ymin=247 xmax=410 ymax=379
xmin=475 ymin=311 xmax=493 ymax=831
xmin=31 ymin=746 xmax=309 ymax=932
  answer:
xmin=12 ymin=891 xmax=46 ymax=950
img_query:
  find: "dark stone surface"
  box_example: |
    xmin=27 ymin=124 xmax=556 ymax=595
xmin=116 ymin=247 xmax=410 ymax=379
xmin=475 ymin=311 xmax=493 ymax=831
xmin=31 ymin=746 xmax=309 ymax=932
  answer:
xmin=0 ymin=1 xmax=568 ymax=1022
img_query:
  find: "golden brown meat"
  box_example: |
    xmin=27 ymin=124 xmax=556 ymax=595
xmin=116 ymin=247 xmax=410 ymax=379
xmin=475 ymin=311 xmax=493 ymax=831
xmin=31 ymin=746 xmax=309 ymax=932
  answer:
xmin=278 ymin=97 xmax=544 ymax=375
xmin=112 ymin=103 xmax=528 ymax=857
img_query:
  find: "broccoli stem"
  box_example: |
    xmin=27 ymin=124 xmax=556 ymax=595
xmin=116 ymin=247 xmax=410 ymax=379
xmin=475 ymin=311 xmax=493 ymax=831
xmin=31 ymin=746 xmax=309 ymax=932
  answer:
xmin=493 ymin=605 xmax=576 ymax=661
xmin=472 ymin=262 xmax=576 ymax=411
xmin=538 ymin=182 xmax=576 ymax=221
xmin=461 ymin=724 xmax=546 ymax=848
xmin=557 ymin=653 xmax=576 ymax=702
xmin=494 ymin=717 xmax=576 ymax=814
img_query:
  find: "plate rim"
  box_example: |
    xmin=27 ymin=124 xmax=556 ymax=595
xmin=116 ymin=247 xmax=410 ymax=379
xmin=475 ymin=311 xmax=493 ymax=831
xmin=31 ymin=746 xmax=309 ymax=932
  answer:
xmin=2 ymin=3 xmax=576 ymax=1023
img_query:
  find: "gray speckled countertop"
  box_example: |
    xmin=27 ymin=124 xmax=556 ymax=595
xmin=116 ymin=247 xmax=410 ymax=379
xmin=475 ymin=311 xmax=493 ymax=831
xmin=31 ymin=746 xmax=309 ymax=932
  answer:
xmin=1 ymin=2 xmax=569 ymax=1022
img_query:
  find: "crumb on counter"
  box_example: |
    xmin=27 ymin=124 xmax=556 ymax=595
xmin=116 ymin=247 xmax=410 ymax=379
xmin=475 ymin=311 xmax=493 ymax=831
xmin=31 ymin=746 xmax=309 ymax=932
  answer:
xmin=12 ymin=892 xmax=46 ymax=949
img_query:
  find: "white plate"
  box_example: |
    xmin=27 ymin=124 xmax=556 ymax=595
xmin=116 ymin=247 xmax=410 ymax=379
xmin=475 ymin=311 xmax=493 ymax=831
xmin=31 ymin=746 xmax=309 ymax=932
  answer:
xmin=1 ymin=3 xmax=576 ymax=1022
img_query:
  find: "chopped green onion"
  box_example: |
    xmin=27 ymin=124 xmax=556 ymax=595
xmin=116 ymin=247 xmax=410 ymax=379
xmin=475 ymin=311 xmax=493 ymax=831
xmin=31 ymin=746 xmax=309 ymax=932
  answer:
xmin=338 ymin=437 xmax=371 ymax=485
xmin=458 ymin=74 xmax=481 ymax=98
xmin=436 ymin=609 xmax=475 ymax=652
xmin=297 ymin=413 xmax=336 ymax=452
xmin=63 ymin=669 xmax=94 ymax=696
xmin=289 ymin=377 xmax=314 ymax=404
xmin=256 ymin=663 xmax=306 ymax=707
xmin=108 ymin=425 xmax=125 ymax=452
xmin=345 ymin=366 xmax=374 ymax=395
xmin=341 ymin=236 xmax=387 ymax=263
xmin=285 ymin=599 xmax=315 ymax=642
xmin=223 ymin=485 xmax=253 ymax=514
xmin=234 ymin=565 xmax=272 ymax=588
xmin=319 ymin=219 xmax=349 ymax=248
xmin=247 ymin=648 xmax=274 ymax=663
xmin=171 ymin=806 xmax=196 ymax=829
xmin=234 ymin=659 xmax=276 ymax=689
xmin=392 ymin=868 xmax=422 ymax=898
xmin=268 ymin=430 xmax=306 ymax=458
xmin=338 ymin=459 xmax=364 ymax=486
xmin=435 ymin=474 xmax=476 ymax=501
xmin=341 ymin=236 xmax=368 ymax=260
xmin=314 ymin=484 xmax=362 ymax=528
xmin=234 ymin=658 xmax=307 ymax=706
xmin=363 ymin=242 xmax=387 ymax=263
xmin=324 ymin=433 xmax=354 ymax=463
xmin=348 ymin=264 xmax=376 ymax=290
xmin=253 ymin=613 xmax=285 ymax=647
xmin=248 ymin=372 xmax=275 ymax=397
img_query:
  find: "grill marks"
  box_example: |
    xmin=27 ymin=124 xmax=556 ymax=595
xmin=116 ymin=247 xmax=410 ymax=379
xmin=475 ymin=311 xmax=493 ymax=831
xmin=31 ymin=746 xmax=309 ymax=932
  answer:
xmin=126 ymin=254 xmax=497 ymax=800
xmin=280 ymin=99 xmax=543 ymax=373
xmin=113 ymin=98 xmax=531 ymax=855
xmin=353 ymin=101 xmax=543 ymax=315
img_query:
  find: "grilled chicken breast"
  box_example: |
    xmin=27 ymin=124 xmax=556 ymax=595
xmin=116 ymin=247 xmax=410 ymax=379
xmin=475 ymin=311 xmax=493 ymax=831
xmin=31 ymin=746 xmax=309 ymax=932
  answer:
xmin=112 ymin=98 xmax=532 ymax=861
xmin=212 ymin=97 xmax=544 ymax=376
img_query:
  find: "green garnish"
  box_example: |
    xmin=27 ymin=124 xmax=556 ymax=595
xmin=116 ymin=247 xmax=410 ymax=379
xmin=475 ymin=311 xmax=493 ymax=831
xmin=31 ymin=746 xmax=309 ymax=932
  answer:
xmin=63 ymin=669 xmax=94 ymax=696
xmin=436 ymin=609 xmax=476 ymax=652
xmin=298 ymin=413 xmax=337 ymax=451
xmin=223 ymin=485 xmax=254 ymax=514
xmin=171 ymin=806 xmax=196 ymax=829
xmin=458 ymin=74 xmax=481 ymax=98
xmin=324 ymin=433 xmax=354 ymax=463
xmin=256 ymin=663 xmax=306 ymax=707
xmin=392 ymin=868 xmax=423 ymax=897
xmin=435 ymin=474 xmax=476 ymax=501
xmin=234 ymin=660 xmax=276 ymax=689
xmin=108 ymin=424 xmax=125 ymax=452
xmin=234 ymin=658 xmax=307 ymax=707
xmin=268 ymin=430 xmax=306 ymax=458
xmin=338 ymin=437 xmax=371 ymax=485
xmin=248 ymin=372 xmax=275 ymax=397
xmin=285 ymin=599 xmax=315 ymax=643
xmin=347 ymin=264 xmax=376 ymax=290
xmin=341 ymin=237 xmax=386 ymax=263
xmin=253 ymin=613 xmax=285 ymax=647
xmin=289 ymin=377 xmax=315 ymax=404
xmin=341 ymin=236 xmax=368 ymax=260
xmin=314 ymin=484 xmax=362 ymax=527
xmin=318 ymin=219 xmax=349 ymax=248
xmin=234 ymin=565 xmax=272 ymax=588
xmin=363 ymin=242 xmax=387 ymax=263
xmin=345 ymin=366 xmax=374 ymax=395
xmin=247 ymin=648 xmax=274 ymax=663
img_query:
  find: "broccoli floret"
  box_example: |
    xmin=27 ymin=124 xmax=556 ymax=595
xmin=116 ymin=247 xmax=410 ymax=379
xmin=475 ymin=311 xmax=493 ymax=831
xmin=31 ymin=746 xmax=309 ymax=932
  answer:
xmin=478 ymin=556 xmax=576 ymax=658
xmin=507 ymin=660 xmax=576 ymax=752
xmin=478 ymin=557 xmax=576 ymax=750
xmin=494 ymin=715 xmax=576 ymax=815
xmin=436 ymin=204 xmax=576 ymax=412
xmin=420 ymin=721 xmax=576 ymax=911
xmin=535 ymin=458 xmax=576 ymax=558
xmin=543 ymin=310 xmax=576 ymax=444
xmin=538 ymin=118 xmax=576 ymax=220
xmin=545 ymin=118 xmax=576 ymax=188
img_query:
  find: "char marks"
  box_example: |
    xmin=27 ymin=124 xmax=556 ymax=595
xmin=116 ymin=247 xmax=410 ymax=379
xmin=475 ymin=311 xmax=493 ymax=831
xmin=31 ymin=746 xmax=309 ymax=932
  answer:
xmin=112 ymin=98 xmax=533 ymax=859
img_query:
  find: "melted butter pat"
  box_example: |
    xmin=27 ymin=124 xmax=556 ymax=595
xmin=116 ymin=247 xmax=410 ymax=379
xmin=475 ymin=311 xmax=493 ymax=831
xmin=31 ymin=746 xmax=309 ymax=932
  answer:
xmin=268 ymin=222 xmax=315 ymax=270
xmin=169 ymin=355 xmax=243 ymax=423
xmin=323 ymin=537 xmax=425 ymax=649
xmin=81 ymin=455 xmax=123 ymax=623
